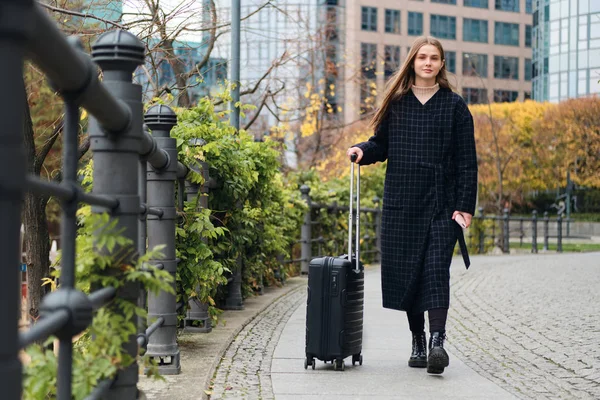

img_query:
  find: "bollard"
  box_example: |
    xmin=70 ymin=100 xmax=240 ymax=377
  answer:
xmin=300 ymin=185 xmax=312 ymax=274
xmin=557 ymin=213 xmax=563 ymax=253
xmin=543 ymin=211 xmax=549 ymax=251
xmin=373 ymin=196 xmax=382 ymax=263
xmin=478 ymin=207 xmax=485 ymax=254
xmin=144 ymin=105 xmax=181 ymax=374
xmin=183 ymin=142 xmax=212 ymax=333
xmin=89 ymin=30 xmax=146 ymax=397
xmin=223 ymin=262 xmax=244 ymax=310
xmin=503 ymin=208 xmax=510 ymax=253
xmin=531 ymin=210 xmax=538 ymax=254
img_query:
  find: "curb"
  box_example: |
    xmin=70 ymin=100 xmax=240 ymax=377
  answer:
xmin=203 ymin=277 xmax=307 ymax=399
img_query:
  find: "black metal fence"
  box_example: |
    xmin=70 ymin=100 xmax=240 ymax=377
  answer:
xmin=0 ymin=2 xmax=194 ymax=399
xmin=286 ymin=185 xmax=382 ymax=273
xmin=468 ymin=207 xmax=573 ymax=254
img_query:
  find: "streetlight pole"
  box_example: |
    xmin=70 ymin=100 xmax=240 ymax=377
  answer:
xmin=224 ymin=0 xmax=244 ymax=310
xmin=230 ymin=0 xmax=240 ymax=130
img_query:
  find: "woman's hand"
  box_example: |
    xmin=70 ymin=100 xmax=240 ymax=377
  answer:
xmin=452 ymin=211 xmax=473 ymax=228
xmin=347 ymin=147 xmax=363 ymax=163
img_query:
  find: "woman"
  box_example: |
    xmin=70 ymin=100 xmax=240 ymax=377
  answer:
xmin=347 ymin=36 xmax=477 ymax=374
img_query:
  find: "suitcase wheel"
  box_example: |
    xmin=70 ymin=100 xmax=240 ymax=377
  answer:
xmin=333 ymin=359 xmax=345 ymax=371
xmin=352 ymin=354 xmax=363 ymax=366
xmin=304 ymin=357 xmax=315 ymax=370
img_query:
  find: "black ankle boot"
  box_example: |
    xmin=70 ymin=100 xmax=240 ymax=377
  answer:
xmin=427 ymin=331 xmax=449 ymax=374
xmin=408 ymin=332 xmax=427 ymax=368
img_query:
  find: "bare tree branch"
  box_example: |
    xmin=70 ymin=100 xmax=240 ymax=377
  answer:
xmin=40 ymin=2 xmax=126 ymax=29
xmin=182 ymin=0 xmax=216 ymax=81
xmin=34 ymin=120 xmax=64 ymax=173
xmin=243 ymin=84 xmax=285 ymax=131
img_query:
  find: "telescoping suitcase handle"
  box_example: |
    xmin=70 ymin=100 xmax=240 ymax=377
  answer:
xmin=349 ymin=154 xmax=361 ymax=273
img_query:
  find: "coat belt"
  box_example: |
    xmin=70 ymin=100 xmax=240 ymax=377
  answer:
xmin=419 ymin=162 xmax=471 ymax=269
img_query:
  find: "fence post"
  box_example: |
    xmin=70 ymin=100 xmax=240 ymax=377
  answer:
xmin=144 ymin=105 xmax=181 ymax=374
xmin=0 ymin=1 xmax=30 ymax=397
xmin=557 ymin=213 xmax=563 ymax=253
xmin=503 ymin=208 xmax=510 ymax=254
xmin=543 ymin=211 xmax=549 ymax=251
xmin=531 ymin=210 xmax=538 ymax=254
xmin=300 ymin=185 xmax=312 ymax=274
xmin=89 ymin=30 xmax=145 ymax=397
xmin=373 ymin=196 xmax=382 ymax=263
xmin=478 ymin=207 xmax=485 ymax=254
xmin=183 ymin=140 xmax=212 ymax=333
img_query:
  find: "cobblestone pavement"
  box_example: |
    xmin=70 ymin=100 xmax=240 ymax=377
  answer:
xmin=209 ymin=286 xmax=305 ymax=399
xmin=447 ymin=252 xmax=600 ymax=400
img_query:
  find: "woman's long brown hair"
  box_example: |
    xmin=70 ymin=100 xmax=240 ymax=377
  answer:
xmin=370 ymin=36 xmax=453 ymax=132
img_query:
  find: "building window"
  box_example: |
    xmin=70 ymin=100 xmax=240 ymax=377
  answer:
xmin=408 ymin=12 xmax=423 ymax=35
xmin=361 ymin=42 xmax=378 ymax=79
xmin=463 ymin=53 xmax=488 ymax=78
xmin=360 ymin=79 xmax=377 ymax=113
xmin=495 ymin=22 xmax=519 ymax=46
xmin=462 ymin=88 xmax=488 ymax=104
xmin=525 ymin=58 xmax=532 ymax=81
xmin=361 ymin=7 xmax=377 ymax=31
xmin=524 ymin=91 xmax=531 ymax=100
xmin=525 ymin=25 xmax=532 ymax=47
xmin=432 ymin=0 xmax=456 ymax=4
xmin=384 ymin=45 xmax=401 ymax=79
xmin=464 ymin=0 xmax=488 ymax=8
xmin=494 ymin=90 xmax=518 ymax=102
xmin=385 ymin=9 xmax=401 ymax=34
xmin=526 ymin=0 xmax=532 ymax=13
xmin=463 ymin=18 xmax=488 ymax=43
xmin=431 ymin=15 xmax=456 ymax=39
xmin=495 ymin=0 xmax=519 ymax=12
xmin=445 ymin=51 xmax=456 ymax=73
xmin=494 ymin=56 xmax=519 ymax=79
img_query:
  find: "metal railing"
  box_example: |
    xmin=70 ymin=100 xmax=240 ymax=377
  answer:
xmin=286 ymin=185 xmax=382 ymax=273
xmin=468 ymin=207 xmax=573 ymax=254
xmin=0 ymin=2 xmax=188 ymax=399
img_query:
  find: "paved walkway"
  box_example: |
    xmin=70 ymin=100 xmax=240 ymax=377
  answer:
xmin=143 ymin=252 xmax=600 ymax=399
xmin=269 ymin=265 xmax=516 ymax=400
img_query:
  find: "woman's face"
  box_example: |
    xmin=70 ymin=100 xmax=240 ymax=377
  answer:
xmin=412 ymin=44 xmax=444 ymax=84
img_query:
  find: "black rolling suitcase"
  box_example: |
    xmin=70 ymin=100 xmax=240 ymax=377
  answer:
xmin=304 ymin=156 xmax=365 ymax=371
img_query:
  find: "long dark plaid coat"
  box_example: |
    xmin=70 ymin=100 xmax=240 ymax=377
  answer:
xmin=354 ymin=88 xmax=477 ymax=313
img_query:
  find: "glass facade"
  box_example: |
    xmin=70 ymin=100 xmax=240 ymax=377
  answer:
xmin=495 ymin=22 xmax=520 ymax=46
xmin=384 ymin=45 xmax=401 ymax=79
xmin=385 ymin=9 xmax=401 ymax=34
xmin=532 ymin=0 xmax=600 ymax=102
xmin=361 ymin=7 xmax=377 ymax=31
xmin=526 ymin=24 xmax=532 ymax=47
xmin=494 ymin=89 xmax=519 ymax=102
xmin=432 ymin=0 xmax=456 ymax=4
xmin=361 ymin=42 xmax=377 ymax=78
xmin=495 ymin=55 xmax=519 ymax=79
xmin=464 ymin=0 xmax=488 ymax=8
xmin=445 ymin=51 xmax=456 ymax=73
xmin=495 ymin=0 xmax=519 ymax=12
xmin=464 ymin=18 xmax=489 ymax=42
xmin=408 ymin=12 xmax=423 ymax=35
xmin=525 ymin=58 xmax=532 ymax=81
xmin=431 ymin=14 xmax=456 ymax=39
xmin=463 ymin=53 xmax=488 ymax=77
xmin=463 ymin=87 xmax=488 ymax=104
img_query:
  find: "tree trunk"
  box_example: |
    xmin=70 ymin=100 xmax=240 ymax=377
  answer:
xmin=22 ymin=93 xmax=51 ymax=324
xmin=23 ymin=192 xmax=50 ymax=323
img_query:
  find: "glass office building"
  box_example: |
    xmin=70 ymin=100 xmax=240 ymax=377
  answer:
xmin=532 ymin=0 xmax=600 ymax=101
